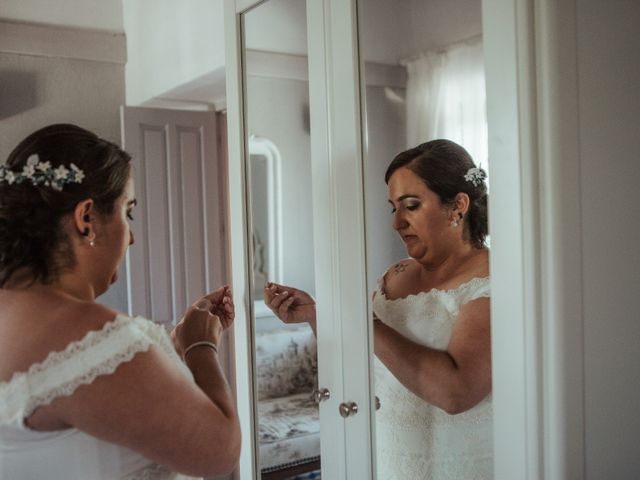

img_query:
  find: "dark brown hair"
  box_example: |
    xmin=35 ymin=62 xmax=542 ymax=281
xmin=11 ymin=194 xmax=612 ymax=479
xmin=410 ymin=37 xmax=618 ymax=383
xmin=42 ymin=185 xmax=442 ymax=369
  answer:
xmin=0 ymin=124 xmax=131 ymax=286
xmin=385 ymin=139 xmax=488 ymax=248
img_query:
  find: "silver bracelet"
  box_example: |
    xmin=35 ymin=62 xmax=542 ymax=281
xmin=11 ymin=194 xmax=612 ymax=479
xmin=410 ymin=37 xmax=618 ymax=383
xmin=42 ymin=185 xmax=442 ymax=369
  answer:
xmin=183 ymin=341 xmax=218 ymax=358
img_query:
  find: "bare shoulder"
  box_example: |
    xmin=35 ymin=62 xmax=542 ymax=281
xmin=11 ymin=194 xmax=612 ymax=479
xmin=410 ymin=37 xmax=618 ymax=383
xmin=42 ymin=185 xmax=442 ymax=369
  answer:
xmin=380 ymin=259 xmax=422 ymax=299
xmin=0 ymin=291 xmax=121 ymax=381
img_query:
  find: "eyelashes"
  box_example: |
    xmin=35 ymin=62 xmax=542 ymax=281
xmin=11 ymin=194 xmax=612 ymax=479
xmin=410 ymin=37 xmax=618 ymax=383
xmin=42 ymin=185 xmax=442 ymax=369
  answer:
xmin=127 ymin=211 xmax=134 ymax=221
xmin=390 ymin=204 xmax=420 ymax=214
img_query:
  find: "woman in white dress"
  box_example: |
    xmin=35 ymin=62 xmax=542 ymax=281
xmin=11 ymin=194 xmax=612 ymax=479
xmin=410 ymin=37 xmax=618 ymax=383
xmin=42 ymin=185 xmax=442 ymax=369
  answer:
xmin=264 ymin=139 xmax=491 ymax=479
xmin=0 ymin=124 xmax=240 ymax=479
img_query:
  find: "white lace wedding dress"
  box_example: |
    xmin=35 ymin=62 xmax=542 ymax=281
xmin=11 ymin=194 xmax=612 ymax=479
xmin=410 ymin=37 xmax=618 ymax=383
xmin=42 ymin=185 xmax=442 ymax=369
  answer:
xmin=373 ymin=276 xmax=492 ymax=480
xmin=0 ymin=314 xmax=200 ymax=480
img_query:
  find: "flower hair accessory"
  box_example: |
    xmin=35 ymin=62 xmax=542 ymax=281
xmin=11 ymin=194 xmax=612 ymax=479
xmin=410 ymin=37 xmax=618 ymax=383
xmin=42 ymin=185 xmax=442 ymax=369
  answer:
xmin=464 ymin=167 xmax=486 ymax=187
xmin=0 ymin=154 xmax=85 ymax=191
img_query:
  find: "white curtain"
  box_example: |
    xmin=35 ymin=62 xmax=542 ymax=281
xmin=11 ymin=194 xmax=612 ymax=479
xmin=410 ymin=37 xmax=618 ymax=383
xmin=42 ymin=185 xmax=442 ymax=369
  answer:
xmin=405 ymin=38 xmax=488 ymax=171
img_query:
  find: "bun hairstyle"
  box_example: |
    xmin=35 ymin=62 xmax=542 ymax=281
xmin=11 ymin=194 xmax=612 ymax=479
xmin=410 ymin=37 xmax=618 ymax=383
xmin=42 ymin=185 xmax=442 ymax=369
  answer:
xmin=0 ymin=124 xmax=131 ymax=287
xmin=385 ymin=139 xmax=488 ymax=248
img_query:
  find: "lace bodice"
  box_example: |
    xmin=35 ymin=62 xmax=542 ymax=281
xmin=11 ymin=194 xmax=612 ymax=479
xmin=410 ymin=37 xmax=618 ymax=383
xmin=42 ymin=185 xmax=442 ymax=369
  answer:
xmin=373 ymin=276 xmax=493 ymax=480
xmin=0 ymin=314 xmax=197 ymax=480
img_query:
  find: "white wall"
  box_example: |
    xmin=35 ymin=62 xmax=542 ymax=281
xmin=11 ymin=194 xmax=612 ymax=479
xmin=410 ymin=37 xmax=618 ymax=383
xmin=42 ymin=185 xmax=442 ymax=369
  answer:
xmin=246 ymin=75 xmax=315 ymax=296
xmin=122 ymin=0 xmax=225 ymax=105
xmin=360 ymin=0 xmax=482 ymax=64
xmin=363 ymin=86 xmax=408 ymax=290
xmin=244 ymin=0 xmax=307 ymax=56
xmin=0 ymin=15 xmax=128 ymax=312
xmin=577 ymin=1 xmax=640 ymax=477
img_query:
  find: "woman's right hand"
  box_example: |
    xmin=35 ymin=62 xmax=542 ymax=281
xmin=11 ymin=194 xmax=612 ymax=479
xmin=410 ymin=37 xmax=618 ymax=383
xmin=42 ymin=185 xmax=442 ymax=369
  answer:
xmin=263 ymin=282 xmax=316 ymax=328
xmin=171 ymin=286 xmax=235 ymax=357
xmin=172 ymin=300 xmax=222 ymax=359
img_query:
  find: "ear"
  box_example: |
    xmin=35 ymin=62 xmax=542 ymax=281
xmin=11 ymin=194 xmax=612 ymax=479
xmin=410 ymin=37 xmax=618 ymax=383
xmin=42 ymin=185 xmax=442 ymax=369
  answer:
xmin=73 ymin=199 xmax=95 ymax=236
xmin=452 ymin=192 xmax=470 ymax=217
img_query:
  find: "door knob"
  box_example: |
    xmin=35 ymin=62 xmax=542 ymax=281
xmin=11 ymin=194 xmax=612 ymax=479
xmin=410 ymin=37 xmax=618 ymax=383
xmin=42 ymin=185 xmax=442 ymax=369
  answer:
xmin=375 ymin=395 xmax=381 ymax=410
xmin=339 ymin=401 xmax=358 ymax=418
xmin=313 ymin=388 xmax=331 ymax=403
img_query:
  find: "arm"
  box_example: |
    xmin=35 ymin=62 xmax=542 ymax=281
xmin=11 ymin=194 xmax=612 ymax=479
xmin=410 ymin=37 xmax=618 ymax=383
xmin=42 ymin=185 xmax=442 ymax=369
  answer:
xmin=263 ymin=282 xmax=317 ymax=336
xmin=374 ymin=297 xmax=491 ymax=414
xmin=46 ymin=295 xmax=240 ymax=477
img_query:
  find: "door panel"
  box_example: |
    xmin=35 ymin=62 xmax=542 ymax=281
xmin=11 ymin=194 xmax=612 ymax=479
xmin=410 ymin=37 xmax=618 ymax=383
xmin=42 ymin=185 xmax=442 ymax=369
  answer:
xmin=120 ymin=106 xmax=227 ymax=325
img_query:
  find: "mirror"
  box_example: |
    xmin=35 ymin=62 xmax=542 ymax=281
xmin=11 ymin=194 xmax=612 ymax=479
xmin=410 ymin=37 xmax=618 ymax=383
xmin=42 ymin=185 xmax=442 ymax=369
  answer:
xmin=357 ymin=0 xmax=491 ymax=477
xmin=242 ymin=0 xmax=321 ymax=477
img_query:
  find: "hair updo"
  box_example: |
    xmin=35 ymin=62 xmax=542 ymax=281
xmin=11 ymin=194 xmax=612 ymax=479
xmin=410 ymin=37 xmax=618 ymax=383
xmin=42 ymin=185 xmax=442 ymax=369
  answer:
xmin=0 ymin=124 xmax=132 ymax=287
xmin=385 ymin=139 xmax=489 ymax=248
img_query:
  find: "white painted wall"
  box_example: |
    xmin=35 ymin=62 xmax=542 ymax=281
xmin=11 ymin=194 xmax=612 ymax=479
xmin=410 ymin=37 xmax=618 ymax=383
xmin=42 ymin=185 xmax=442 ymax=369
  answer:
xmin=577 ymin=1 xmax=640 ymax=477
xmin=122 ymin=0 xmax=225 ymax=105
xmin=360 ymin=0 xmax=482 ymax=64
xmin=244 ymin=0 xmax=307 ymax=56
xmin=363 ymin=86 xmax=407 ymax=290
xmin=0 ymin=20 xmax=128 ymax=312
xmin=0 ymin=0 xmax=123 ymax=31
xmin=246 ymin=75 xmax=315 ymax=296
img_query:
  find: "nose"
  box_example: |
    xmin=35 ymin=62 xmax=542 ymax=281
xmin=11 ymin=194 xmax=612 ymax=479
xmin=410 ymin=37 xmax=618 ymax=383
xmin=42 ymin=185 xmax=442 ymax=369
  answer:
xmin=392 ymin=211 xmax=407 ymax=231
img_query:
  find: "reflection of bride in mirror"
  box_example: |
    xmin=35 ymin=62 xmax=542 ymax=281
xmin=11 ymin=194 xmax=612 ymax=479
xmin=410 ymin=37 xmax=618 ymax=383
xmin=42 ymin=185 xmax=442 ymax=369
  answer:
xmin=0 ymin=125 xmax=240 ymax=479
xmin=264 ymin=139 xmax=492 ymax=479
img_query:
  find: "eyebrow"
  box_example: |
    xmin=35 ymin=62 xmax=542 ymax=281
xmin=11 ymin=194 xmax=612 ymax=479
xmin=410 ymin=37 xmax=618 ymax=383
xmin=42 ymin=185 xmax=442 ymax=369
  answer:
xmin=127 ymin=199 xmax=138 ymax=207
xmin=388 ymin=194 xmax=420 ymax=204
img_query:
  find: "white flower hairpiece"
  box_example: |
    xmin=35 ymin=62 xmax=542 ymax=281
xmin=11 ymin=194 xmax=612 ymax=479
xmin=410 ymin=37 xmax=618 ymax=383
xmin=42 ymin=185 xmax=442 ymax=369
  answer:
xmin=464 ymin=167 xmax=487 ymax=187
xmin=0 ymin=154 xmax=85 ymax=191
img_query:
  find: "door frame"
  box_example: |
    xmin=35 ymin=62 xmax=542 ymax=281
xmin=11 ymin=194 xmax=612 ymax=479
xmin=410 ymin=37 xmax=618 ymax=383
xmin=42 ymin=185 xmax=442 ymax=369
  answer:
xmin=483 ymin=0 xmax=584 ymax=478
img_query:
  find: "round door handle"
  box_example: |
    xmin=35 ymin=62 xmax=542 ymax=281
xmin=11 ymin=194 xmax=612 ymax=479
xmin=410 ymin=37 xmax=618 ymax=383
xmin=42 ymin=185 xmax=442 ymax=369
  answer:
xmin=313 ymin=388 xmax=331 ymax=403
xmin=375 ymin=395 xmax=381 ymax=410
xmin=339 ymin=401 xmax=358 ymax=418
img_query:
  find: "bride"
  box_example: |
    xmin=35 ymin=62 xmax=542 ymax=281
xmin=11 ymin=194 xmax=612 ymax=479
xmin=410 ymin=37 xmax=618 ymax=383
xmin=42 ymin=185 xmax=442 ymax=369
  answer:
xmin=0 ymin=124 xmax=240 ymax=479
xmin=264 ymin=139 xmax=492 ymax=479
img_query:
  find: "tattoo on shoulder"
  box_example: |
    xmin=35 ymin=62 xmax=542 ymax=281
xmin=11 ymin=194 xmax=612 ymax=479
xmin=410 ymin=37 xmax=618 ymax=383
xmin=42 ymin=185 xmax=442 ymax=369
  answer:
xmin=393 ymin=262 xmax=409 ymax=274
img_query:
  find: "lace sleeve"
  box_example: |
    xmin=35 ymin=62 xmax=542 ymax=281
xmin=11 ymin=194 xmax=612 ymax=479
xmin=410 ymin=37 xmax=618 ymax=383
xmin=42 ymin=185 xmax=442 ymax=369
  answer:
xmin=0 ymin=314 xmax=183 ymax=427
xmin=458 ymin=276 xmax=491 ymax=305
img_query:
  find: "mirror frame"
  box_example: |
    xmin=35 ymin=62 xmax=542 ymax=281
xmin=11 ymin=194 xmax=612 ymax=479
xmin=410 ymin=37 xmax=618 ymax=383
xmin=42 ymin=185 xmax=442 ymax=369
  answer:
xmin=225 ymin=0 xmax=376 ymax=478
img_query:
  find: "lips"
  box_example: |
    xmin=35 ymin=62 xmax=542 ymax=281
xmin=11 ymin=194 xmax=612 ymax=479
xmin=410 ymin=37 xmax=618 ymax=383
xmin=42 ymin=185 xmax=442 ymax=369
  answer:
xmin=402 ymin=234 xmax=418 ymax=243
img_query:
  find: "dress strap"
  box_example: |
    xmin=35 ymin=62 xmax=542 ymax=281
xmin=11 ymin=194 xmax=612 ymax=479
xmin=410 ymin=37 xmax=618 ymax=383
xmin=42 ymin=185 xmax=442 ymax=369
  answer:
xmin=0 ymin=315 xmax=181 ymax=427
xmin=457 ymin=276 xmax=491 ymax=305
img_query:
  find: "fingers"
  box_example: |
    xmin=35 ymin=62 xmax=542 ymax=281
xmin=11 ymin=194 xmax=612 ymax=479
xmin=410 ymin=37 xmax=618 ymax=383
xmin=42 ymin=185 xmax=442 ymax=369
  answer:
xmin=194 ymin=298 xmax=213 ymax=312
xmin=264 ymin=286 xmax=296 ymax=321
xmin=278 ymin=296 xmax=295 ymax=321
xmin=196 ymin=285 xmax=235 ymax=328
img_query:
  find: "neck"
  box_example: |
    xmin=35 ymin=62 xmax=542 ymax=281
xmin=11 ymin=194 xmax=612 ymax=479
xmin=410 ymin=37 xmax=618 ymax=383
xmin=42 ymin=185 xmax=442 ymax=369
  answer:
xmin=4 ymin=269 xmax=97 ymax=302
xmin=417 ymin=240 xmax=480 ymax=283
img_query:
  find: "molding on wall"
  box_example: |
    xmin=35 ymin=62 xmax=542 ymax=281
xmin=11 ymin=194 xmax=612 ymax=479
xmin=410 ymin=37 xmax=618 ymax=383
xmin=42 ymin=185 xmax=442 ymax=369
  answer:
xmin=0 ymin=20 xmax=126 ymax=64
xmin=246 ymin=49 xmax=406 ymax=88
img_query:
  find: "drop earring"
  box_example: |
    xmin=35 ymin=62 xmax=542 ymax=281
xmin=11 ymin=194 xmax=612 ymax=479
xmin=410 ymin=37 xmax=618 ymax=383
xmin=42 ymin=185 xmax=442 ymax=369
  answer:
xmin=82 ymin=228 xmax=95 ymax=246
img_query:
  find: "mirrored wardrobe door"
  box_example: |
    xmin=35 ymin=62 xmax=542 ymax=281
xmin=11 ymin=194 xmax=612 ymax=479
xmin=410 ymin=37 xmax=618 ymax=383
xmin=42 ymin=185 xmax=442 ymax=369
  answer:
xmin=243 ymin=1 xmax=322 ymax=478
xmin=356 ymin=0 xmax=489 ymax=478
xmin=226 ymin=0 xmax=377 ymax=478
